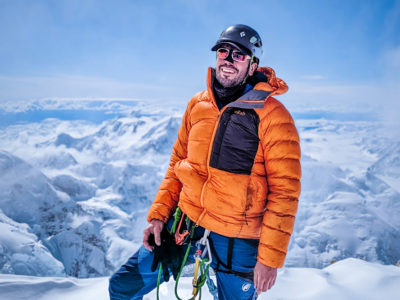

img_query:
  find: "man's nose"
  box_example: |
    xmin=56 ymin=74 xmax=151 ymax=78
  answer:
xmin=224 ymin=53 xmax=234 ymax=63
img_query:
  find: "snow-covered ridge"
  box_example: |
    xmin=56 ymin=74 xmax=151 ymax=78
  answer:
xmin=0 ymin=99 xmax=399 ymax=278
xmin=0 ymin=258 xmax=399 ymax=300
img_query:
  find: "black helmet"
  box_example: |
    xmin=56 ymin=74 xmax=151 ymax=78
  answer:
xmin=211 ymin=24 xmax=263 ymax=62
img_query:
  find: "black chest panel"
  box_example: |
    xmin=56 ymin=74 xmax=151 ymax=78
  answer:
xmin=210 ymin=107 xmax=260 ymax=175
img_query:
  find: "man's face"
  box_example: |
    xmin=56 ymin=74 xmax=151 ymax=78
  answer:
xmin=215 ymin=45 xmax=251 ymax=88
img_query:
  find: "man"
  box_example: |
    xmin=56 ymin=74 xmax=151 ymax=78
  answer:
xmin=109 ymin=24 xmax=301 ymax=299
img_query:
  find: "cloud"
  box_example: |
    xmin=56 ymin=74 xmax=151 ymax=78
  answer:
xmin=285 ymin=45 xmax=400 ymax=139
xmin=300 ymin=75 xmax=325 ymax=80
xmin=383 ymin=45 xmax=400 ymax=79
xmin=286 ymin=81 xmax=381 ymax=111
xmin=289 ymin=43 xmax=400 ymax=111
xmin=0 ymin=74 xmax=177 ymax=102
xmin=0 ymin=97 xmax=142 ymax=113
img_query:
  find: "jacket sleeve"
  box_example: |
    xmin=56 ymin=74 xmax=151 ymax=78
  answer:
xmin=147 ymin=98 xmax=196 ymax=223
xmin=257 ymin=99 xmax=301 ymax=268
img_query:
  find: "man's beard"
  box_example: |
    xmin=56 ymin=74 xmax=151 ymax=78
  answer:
xmin=216 ymin=64 xmax=248 ymax=88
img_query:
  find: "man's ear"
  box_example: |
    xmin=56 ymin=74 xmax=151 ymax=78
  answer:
xmin=248 ymin=62 xmax=258 ymax=76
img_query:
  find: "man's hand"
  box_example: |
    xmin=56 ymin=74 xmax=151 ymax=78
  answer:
xmin=253 ymin=261 xmax=277 ymax=295
xmin=143 ymin=219 xmax=164 ymax=251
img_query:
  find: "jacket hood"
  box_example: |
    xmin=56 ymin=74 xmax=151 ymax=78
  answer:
xmin=249 ymin=67 xmax=288 ymax=96
xmin=207 ymin=66 xmax=288 ymax=99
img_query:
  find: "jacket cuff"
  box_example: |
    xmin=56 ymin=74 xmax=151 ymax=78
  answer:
xmin=257 ymin=244 xmax=286 ymax=268
xmin=147 ymin=203 xmax=173 ymax=223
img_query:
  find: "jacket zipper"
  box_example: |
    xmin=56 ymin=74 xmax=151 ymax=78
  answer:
xmin=199 ymin=105 xmax=228 ymax=209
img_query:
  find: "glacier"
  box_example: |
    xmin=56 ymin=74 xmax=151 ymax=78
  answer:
xmin=0 ymin=99 xmax=399 ymax=279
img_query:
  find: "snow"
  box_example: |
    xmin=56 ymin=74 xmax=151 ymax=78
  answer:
xmin=0 ymin=99 xmax=399 ymax=297
xmin=0 ymin=258 xmax=399 ymax=300
xmin=286 ymin=119 xmax=400 ymax=267
xmin=0 ymin=211 xmax=65 ymax=276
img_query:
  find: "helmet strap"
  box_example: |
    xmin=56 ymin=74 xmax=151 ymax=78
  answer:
xmin=241 ymin=55 xmax=254 ymax=85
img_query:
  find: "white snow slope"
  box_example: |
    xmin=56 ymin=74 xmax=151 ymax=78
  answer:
xmin=0 ymin=258 xmax=399 ymax=300
xmin=0 ymin=99 xmax=399 ymax=296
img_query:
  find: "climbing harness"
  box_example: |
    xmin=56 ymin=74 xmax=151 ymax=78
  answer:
xmin=155 ymin=208 xmax=216 ymax=300
xmin=208 ymin=237 xmax=254 ymax=281
xmin=154 ymin=208 xmax=256 ymax=299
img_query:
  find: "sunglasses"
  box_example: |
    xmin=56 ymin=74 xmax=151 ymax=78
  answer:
xmin=217 ymin=48 xmax=251 ymax=62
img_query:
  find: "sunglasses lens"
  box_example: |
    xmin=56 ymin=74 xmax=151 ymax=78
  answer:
xmin=217 ymin=48 xmax=229 ymax=59
xmin=232 ymin=51 xmax=247 ymax=62
xmin=217 ymin=48 xmax=249 ymax=62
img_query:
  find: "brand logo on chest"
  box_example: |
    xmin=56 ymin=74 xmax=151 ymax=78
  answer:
xmin=234 ymin=110 xmax=246 ymax=116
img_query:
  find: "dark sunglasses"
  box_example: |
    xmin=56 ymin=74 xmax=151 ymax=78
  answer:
xmin=216 ymin=47 xmax=251 ymax=62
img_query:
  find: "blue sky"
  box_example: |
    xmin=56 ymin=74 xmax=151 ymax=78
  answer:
xmin=0 ymin=0 xmax=399 ymax=114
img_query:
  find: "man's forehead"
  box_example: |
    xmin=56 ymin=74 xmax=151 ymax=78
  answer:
xmin=218 ymin=42 xmax=250 ymax=55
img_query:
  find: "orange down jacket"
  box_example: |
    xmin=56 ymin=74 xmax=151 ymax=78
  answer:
xmin=147 ymin=66 xmax=301 ymax=268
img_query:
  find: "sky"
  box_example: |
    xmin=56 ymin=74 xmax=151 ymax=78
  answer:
xmin=0 ymin=0 xmax=399 ymax=115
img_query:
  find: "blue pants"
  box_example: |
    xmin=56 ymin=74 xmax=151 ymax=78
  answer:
xmin=109 ymin=225 xmax=259 ymax=300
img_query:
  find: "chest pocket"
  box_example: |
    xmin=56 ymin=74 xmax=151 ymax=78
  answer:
xmin=210 ymin=108 xmax=260 ymax=175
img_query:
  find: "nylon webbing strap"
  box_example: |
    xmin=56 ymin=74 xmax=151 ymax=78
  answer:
xmin=207 ymin=237 xmax=254 ymax=280
xmin=227 ymin=238 xmax=234 ymax=271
